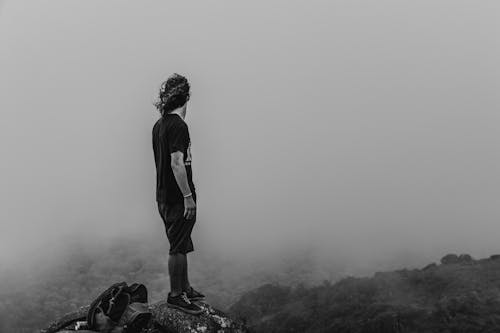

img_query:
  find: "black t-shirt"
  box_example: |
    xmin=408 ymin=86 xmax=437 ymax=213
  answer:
xmin=152 ymin=114 xmax=196 ymax=203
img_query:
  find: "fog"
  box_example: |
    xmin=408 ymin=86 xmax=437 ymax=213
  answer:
xmin=0 ymin=1 xmax=499 ymax=278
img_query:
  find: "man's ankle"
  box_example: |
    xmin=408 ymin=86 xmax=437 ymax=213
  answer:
xmin=170 ymin=291 xmax=182 ymax=297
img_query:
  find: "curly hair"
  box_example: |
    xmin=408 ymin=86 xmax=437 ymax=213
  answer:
xmin=155 ymin=73 xmax=191 ymax=116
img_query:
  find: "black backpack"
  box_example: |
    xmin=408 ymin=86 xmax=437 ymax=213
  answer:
xmin=87 ymin=281 xmax=152 ymax=333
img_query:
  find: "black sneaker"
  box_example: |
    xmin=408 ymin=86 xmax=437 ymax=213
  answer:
xmin=167 ymin=292 xmax=203 ymax=315
xmin=185 ymin=286 xmax=205 ymax=301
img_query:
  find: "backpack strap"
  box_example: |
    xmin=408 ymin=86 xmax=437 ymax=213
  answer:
xmin=106 ymin=289 xmax=131 ymax=323
xmin=87 ymin=282 xmax=127 ymax=329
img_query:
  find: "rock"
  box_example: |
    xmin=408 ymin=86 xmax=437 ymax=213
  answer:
xmin=152 ymin=300 xmax=248 ymax=333
xmin=40 ymin=306 xmax=88 ymax=333
xmin=440 ymin=254 xmax=459 ymax=265
xmin=41 ymin=300 xmax=248 ymax=333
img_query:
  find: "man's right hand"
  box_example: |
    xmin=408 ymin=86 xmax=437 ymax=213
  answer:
xmin=184 ymin=196 xmax=196 ymax=220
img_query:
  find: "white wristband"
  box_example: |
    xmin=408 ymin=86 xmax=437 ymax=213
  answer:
xmin=183 ymin=192 xmax=193 ymax=198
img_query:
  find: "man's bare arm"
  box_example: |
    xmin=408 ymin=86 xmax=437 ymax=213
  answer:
xmin=171 ymin=151 xmax=196 ymax=220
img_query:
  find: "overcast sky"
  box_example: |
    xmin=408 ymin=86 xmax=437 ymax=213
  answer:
xmin=0 ymin=1 xmax=499 ymax=272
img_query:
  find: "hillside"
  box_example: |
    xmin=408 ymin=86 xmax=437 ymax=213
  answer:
xmin=229 ymin=254 xmax=500 ymax=333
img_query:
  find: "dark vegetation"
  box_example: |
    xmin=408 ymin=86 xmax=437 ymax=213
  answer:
xmin=229 ymin=254 xmax=500 ymax=333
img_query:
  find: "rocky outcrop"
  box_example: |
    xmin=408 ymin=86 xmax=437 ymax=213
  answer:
xmin=41 ymin=300 xmax=248 ymax=333
xmin=151 ymin=300 xmax=247 ymax=333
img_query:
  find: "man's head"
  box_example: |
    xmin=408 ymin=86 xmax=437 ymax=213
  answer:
xmin=155 ymin=73 xmax=191 ymax=116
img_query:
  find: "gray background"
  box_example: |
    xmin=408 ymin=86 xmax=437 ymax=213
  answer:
xmin=0 ymin=1 xmax=498 ymax=274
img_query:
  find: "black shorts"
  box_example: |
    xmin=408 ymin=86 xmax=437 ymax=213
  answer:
xmin=157 ymin=201 xmax=195 ymax=255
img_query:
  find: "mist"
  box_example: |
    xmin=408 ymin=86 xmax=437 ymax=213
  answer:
xmin=1 ymin=0 xmax=499 ymax=282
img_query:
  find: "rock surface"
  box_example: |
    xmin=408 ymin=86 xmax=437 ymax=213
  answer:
xmin=41 ymin=299 xmax=248 ymax=333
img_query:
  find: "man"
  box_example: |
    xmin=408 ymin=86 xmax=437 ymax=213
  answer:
xmin=152 ymin=73 xmax=205 ymax=315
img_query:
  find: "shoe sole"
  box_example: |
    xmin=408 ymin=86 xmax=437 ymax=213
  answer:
xmin=167 ymin=302 xmax=203 ymax=315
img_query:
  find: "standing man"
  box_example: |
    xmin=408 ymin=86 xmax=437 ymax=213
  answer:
xmin=152 ymin=73 xmax=205 ymax=315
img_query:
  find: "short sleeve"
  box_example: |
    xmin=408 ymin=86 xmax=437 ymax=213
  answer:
xmin=167 ymin=121 xmax=190 ymax=154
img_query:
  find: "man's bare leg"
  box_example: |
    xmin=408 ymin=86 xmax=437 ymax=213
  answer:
xmin=181 ymin=254 xmax=191 ymax=292
xmin=168 ymin=254 xmax=185 ymax=296
xmin=167 ymin=252 xmax=203 ymax=314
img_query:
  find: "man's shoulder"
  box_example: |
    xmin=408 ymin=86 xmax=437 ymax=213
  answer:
xmin=152 ymin=119 xmax=161 ymax=142
xmin=153 ymin=118 xmax=161 ymax=132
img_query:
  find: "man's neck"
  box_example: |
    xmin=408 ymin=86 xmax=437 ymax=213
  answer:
xmin=170 ymin=107 xmax=186 ymax=120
